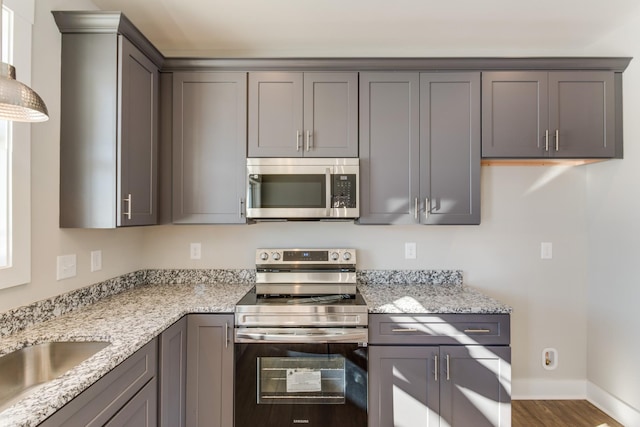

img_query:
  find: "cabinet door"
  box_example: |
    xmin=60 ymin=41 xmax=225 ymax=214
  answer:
xmin=482 ymin=72 xmax=549 ymax=158
xmin=186 ymin=314 xmax=234 ymax=427
xmin=548 ymin=71 xmax=615 ymax=158
xmin=40 ymin=339 xmax=157 ymax=427
xmin=105 ymin=378 xmax=157 ymax=427
xmin=358 ymin=72 xmax=420 ymax=224
xmin=369 ymin=346 xmax=440 ymax=427
xmin=248 ymin=72 xmax=303 ymax=157
xmin=172 ymin=72 xmax=247 ymax=223
xmin=118 ymin=36 xmax=159 ymax=226
xmin=420 ymin=73 xmax=481 ymax=225
xmin=159 ymin=317 xmax=187 ymax=427
xmin=439 ymin=346 xmax=511 ymax=427
xmin=303 ymin=72 xmax=358 ymax=157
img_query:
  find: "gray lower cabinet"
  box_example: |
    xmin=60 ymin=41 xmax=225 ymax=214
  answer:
xmin=159 ymin=316 xmax=187 ymax=427
xmin=482 ymin=71 xmax=616 ymax=158
xmin=171 ymin=72 xmax=248 ymax=223
xmin=368 ymin=314 xmax=511 ymax=427
xmin=40 ymin=339 xmax=157 ymax=426
xmin=359 ymin=72 xmax=481 ymax=225
xmin=186 ymin=314 xmax=234 ymax=427
xmin=55 ymin=12 xmax=161 ymax=228
xmin=248 ymin=72 xmax=358 ymax=157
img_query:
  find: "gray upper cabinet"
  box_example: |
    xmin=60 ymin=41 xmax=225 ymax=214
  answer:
xmin=358 ymin=72 xmax=420 ymax=224
xmin=55 ymin=12 xmax=161 ymax=228
xmin=482 ymin=71 xmax=616 ymax=158
xmin=359 ymin=72 xmax=480 ymax=225
xmin=420 ymin=73 xmax=481 ymax=225
xmin=172 ymin=72 xmax=247 ymax=224
xmin=248 ymin=72 xmax=358 ymax=157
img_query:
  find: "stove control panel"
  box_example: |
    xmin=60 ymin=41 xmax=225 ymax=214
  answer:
xmin=256 ymin=248 xmax=356 ymax=265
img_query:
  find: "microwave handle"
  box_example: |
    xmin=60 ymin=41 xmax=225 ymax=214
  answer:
xmin=326 ymin=168 xmax=332 ymax=216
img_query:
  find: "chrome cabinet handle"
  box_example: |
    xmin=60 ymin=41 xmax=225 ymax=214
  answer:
xmin=391 ymin=328 xmax=418 ymax=332
xmin=425 ymin=198 xmax=430 ymax=221
xmin=123 ymin=193 xmax=132 ymax=220
xmin=239 ymin=198 xmax=244 ymax=218
xmin=446 ymin=354 xmax=450 ymax=381
xmin=434 ymin=355 xmax=439 ymax=381
xmin=306 ymin=130 xmax=313 ymax=151
xmin=464 ymin=328 xmax=491 ymax=333
xmin=414 ymin=198 xmax=418 ymax=220
xmin=225 ymin=322 xmax=229 ymax=348
xmin=296 ymin=130 xmax=301 ymax=151
xmin=545 ymin=129 xmax=549 ymax=151
xmin=555 ymin=129 xmax=559 ymax=151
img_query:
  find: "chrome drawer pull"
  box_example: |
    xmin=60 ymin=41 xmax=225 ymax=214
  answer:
xmin=391 ymin=328 xmax=418 ymax=333
xmin=464 ymin=328 xmax=491 ymax=333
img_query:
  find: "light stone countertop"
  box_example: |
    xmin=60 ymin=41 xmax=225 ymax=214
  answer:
xmin=359 ymin=283 xmax=512 ymax=314
xmin=0 ymin=282 xmax=252 ymax=427
xmin=0 ymin=279 xmax=511 ymax=426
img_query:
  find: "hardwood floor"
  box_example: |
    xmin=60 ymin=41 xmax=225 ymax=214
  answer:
xmin=513 ymin=400 xmax=623 ymax=427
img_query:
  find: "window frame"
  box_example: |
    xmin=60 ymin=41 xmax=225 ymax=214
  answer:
xmin=0 ymin=0 xmax=35 ymax=289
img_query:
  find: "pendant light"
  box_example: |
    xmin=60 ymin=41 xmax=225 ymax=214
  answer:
xmin=0 ymin=0 xmax=48 ymax=122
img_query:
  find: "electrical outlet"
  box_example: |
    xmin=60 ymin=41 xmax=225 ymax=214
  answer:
xmin=91 ymin=250 xmax=102 ymax=272
xmin=542 ymin=348 xmax=558 ymax=370
xmin=57 ymin=254 xmax=77 ymax=280
xmin=405 ymin=242 xmax=417 ymax=259
xmin=190 ymin=243 xmax=202 ymax=260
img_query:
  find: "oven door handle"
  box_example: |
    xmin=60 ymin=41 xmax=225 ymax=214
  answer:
xmin=235 ymin=327 xmax=368 ymax=344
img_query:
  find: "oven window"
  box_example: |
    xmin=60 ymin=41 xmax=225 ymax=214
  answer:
xmin=257 ymin=356 xmax=346 ymax=404
xmin=251 ymin=174 xmax=326 ymax=208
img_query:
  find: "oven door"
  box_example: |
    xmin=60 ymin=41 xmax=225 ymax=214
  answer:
xmin=234 ymin=341 xmax=368 ymax=427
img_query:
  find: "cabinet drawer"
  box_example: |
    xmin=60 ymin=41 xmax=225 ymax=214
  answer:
xmin=369 ymin=314 xmax=510 ymax=345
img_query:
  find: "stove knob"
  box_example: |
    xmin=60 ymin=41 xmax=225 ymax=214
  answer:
xmin=272 ymin=252 xmax=281 ymax=261
xmin=259 ymin=252 xmax=269 ymax=261
xmin=330 ymin=252 xmax=339 ymax=261
xmin=343 ymin=252 xmax=352 ymax=261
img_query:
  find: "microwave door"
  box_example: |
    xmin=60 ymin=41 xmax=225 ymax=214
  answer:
xmin=246 ymin=168 xmax=330 ymax=219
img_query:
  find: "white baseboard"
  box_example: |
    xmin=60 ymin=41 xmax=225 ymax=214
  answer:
xmin=511 ymin=379 xmax=587 ymax=400
xmin=587 ymin=381 xmax=640 ymax=427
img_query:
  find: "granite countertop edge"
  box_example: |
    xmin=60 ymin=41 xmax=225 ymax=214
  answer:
xmin=0 ymin=278 xmax=511 ymax=426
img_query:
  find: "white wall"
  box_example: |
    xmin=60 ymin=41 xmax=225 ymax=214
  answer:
xmin=2 ymin=0 xmax=638 ymax=420
xmin=583 ymin=7 xmax=640 ymax=424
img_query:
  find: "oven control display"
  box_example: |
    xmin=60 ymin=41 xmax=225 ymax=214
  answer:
xmin=283 ymin=250 xmax=328 ymax=262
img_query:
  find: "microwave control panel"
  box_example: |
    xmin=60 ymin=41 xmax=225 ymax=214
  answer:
xmin=332 ymin=174 xmax=357 ymax=208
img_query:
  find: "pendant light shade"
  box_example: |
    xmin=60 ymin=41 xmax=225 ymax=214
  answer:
xmin=0 ymin=61 xmax=48 ymax=122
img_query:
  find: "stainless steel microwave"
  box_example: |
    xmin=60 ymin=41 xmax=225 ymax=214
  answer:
xmin=246 ymin=158 xmax=359 ymax=220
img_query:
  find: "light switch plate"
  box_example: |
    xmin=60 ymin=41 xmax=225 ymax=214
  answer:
xmin=541 ymin=242 xmax=553 ymax=260
xmin=57 ymin=254 xmax=77 ymax=280
xmin=190 ymin=243 xmax=202 ymax=260
xmin=91 ymin=250 xmax=102 ymax=272
xmin=405 ymin=242 xmax=417 ymax=259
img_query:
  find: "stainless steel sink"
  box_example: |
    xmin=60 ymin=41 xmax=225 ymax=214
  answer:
xmin=0 ymin=341 xmax=110 ymax=411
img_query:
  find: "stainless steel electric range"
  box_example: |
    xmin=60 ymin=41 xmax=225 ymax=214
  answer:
xmin=234 ymin=249 xmax=368 ymax=427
